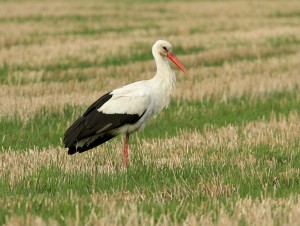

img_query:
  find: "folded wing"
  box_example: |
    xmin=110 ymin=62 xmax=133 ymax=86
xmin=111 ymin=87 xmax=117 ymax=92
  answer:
xmin=64 ymin=87 xmax=151 ymax=154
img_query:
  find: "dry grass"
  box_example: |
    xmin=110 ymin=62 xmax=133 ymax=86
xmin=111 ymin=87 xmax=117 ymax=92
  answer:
xmin=1 ymin=0 xmax=300 ymax=119
xmin=2 ymin=111 xmax=299 ymax=185
xmin=3 ymin=196 xmax=300 ymax=226
xmin=2 ymin=53 xmax=300 ymax=119
xmin=1 ymin=0 xmax=300 ymax=225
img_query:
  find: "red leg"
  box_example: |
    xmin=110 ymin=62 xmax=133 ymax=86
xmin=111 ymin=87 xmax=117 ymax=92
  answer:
xmin=122 ymin=134 xmax=130 ymax=169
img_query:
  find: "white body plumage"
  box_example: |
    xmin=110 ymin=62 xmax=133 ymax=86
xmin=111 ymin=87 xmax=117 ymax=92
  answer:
xmin=64 ymin=40 xmax=187 ymax=166
xmin=98 ymin=41 xmax=176 ymax=135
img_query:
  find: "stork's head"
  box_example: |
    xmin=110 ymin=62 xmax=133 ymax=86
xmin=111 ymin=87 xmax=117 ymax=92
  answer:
xmin=152 ymin=40 xmax=188 ymax=75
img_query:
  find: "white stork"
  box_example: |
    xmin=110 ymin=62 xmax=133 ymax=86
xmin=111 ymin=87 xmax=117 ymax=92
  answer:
xmin=64 ymin=40 xmax=188 ymax=168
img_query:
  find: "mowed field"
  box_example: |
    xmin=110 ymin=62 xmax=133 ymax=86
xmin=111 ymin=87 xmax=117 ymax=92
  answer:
xmin=1 ymin=0 xmax=300 ymax=225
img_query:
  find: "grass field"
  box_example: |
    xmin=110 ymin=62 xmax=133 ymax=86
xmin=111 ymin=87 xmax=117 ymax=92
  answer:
xmin=1 ymin=0 xmax=300 ymax=225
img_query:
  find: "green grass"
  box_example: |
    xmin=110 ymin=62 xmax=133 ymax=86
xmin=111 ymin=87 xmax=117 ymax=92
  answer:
xmin=0 ymin=15 xmax=106 ymax=24
xmin=0 ymin=62 xmax=9 ymax=82
xmin=1 ymin=43 xmax=295 ymax=85
xmin=267 ymin=35 xmax=300 ymax=48
xmin=270 ymin=10 xmax=300 ymax=18
xmin=144 ymin=89 xmax=300 ymax=138
xmin=1 ymin=146 xmax=299 ymax=225
xmin=1 ymin=89 xmax=299 ymax=150
xmin=2 ymin=0 xmax=300 ymax=225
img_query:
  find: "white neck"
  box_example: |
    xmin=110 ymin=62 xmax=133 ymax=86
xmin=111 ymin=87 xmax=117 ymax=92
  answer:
xmin=152 ymin=52 xmax=176 ymax=84
xmin=150 ymin=52 xmax=176 ymax=113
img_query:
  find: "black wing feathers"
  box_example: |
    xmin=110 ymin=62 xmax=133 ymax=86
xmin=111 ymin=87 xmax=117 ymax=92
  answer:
xmin=63 ymin=92 xmax=146 ymax=155
xmin=67 ymin=133 xmax=115 ymax=155
xmin=63 ymin=92 xmax=113 ymax=147
xmin=82 ymin=92 xmax=112 ymax=117
xmin=63 ymin=116 xmax=86 ymax=148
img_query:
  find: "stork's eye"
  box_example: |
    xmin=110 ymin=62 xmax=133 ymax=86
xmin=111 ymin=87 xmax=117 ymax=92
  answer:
xmin=163 ymin=46 xmax=168 ymax=51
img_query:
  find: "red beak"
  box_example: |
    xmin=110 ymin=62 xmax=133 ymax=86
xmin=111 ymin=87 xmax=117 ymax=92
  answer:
xmin=167 ymin=52 xmax=188 ymax=75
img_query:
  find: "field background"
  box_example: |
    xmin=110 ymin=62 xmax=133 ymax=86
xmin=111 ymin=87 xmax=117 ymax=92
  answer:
xmin=1 ymin=0 xmax=300 ymax=225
